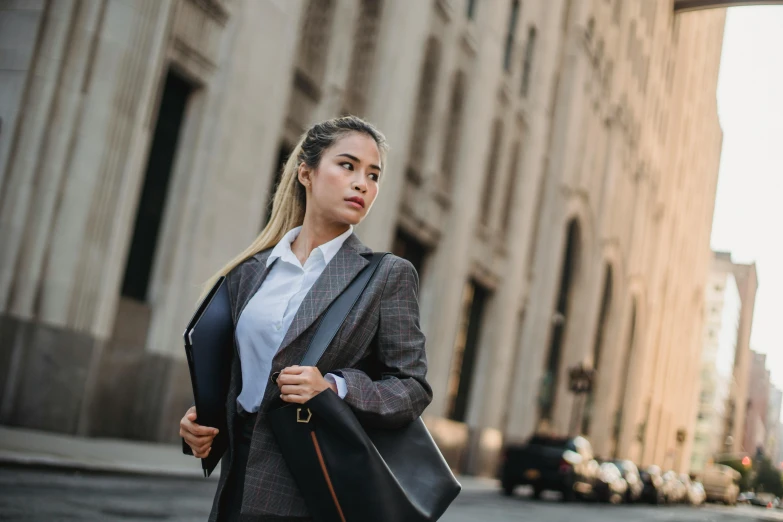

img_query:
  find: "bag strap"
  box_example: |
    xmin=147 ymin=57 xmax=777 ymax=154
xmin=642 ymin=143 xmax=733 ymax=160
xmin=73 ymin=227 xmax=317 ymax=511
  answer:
xmin=299 ymin=253 xmax=389 ymax=367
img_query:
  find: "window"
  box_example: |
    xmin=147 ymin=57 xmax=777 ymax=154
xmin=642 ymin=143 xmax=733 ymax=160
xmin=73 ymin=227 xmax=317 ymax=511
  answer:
xmin=539 ymin=220 xmax=580 ymax=421
xmin=501 ymin=141 xmax=522 ymax=232
xmin=296 ymin=0 xmax=336 ymax=88
xmin=446 ymin=281 xmax=491 ymax=422
xmin=440 ymin=71 xmax=466 ymax=187
xmin=612 ymin=0 xmax=622 ymax=24
xmin=391 ymin=230 xmax=429 ymax=283
xmin=264 ymin=142 xmax=293 ymax=227
xmin=583 ymin=266 xmax=613 ymax=435
xmin=408 ymin=38 xmax=441 ymax=173
xmin=503 ymin=0 xmax=521 ymax=72
xmin=121 ymin=70 xmax=194 ymax=301
xmin=479 ymin=120 xmax=503 ymax=226
xmin=344 ymin=0 xmax=383 ymax=115
xmin=520 ymin=27 xmax=536 ymax=97
xmin=466 ymin=0 xmax=477 ymax=20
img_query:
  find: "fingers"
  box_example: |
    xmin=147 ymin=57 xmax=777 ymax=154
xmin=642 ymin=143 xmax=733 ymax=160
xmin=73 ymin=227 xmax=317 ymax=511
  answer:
xmin=182 ymin=418 xmax=219 ymax=437
xmin=280 ymin=393 xmax=308 ymax=404
xmin=181 ymin=430 xmax=215 ymax=456
xmin=279 ymin=384 xmax=313 ymax=395
xmin=181 ymin=406 xmax=217 ymax=459
xmin=276 ymin=373 xmax=309 ymax=386
xmin=280 ymin=365 xmax=304 ymax=375
xmin=191 ymin=446 xmax=212 ymax=459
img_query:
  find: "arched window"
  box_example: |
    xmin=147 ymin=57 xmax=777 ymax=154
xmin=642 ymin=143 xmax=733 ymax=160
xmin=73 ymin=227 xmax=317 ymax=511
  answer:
xmin=583 ymin=265 xmax=613 ymax=435
xmin=296 ymin=0 xmax=336 ymax=91
xmin=479 ymin=120 xmax=504 ymax=226
xmin=344 ymin=0 xmax=384 ymax=115
xmin=440 ymin=71 xmax=466 ymax=188
xmin=613 ymin=298 xmax=638 ymax=457
xmin=408 ymin=38 xmax=441 ymax=173
xmin=539 ymin=219 xmax=581 ymax=421
xmin=520 ymin=27 xmax=536 ymax=97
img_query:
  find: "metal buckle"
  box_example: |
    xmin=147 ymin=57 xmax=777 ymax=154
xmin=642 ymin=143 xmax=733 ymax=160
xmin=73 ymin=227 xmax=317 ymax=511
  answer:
xmin=297 ymin=408 xmax=312 ymax=423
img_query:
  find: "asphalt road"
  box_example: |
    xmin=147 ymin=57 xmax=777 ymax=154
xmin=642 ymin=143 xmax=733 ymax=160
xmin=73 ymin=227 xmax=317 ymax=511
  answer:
xmin=1 ymin=466 xmax=782 ymax=521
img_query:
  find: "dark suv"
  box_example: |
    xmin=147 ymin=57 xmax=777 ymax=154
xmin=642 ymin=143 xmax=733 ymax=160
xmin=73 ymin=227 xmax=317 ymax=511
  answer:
xmin=500 ymin=435 xmax=597 ymax=501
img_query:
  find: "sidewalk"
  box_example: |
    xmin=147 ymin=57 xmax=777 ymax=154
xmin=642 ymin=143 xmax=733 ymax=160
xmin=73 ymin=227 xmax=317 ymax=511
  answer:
xmin=0 ymin=425 xmax=497 ymax=491
xmin=0 ymin=425 xmax=202 ymax=478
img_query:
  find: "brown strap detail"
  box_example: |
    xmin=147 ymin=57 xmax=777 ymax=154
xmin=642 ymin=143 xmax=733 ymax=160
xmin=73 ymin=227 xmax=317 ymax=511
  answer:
xmin=310 ymin=431 xmax=347 ymax=522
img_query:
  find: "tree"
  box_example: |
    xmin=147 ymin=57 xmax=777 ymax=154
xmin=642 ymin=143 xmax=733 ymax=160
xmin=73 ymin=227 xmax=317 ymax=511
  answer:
xmin=754 ymin=457 xmax=783 ymax=497
xmin=719 ymin=458 xmax=753 ymax=491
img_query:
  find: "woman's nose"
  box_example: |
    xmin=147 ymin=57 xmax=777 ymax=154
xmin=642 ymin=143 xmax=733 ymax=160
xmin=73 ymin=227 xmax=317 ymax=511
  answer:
xmin=352 ymin=178 xmax=367 ymax=192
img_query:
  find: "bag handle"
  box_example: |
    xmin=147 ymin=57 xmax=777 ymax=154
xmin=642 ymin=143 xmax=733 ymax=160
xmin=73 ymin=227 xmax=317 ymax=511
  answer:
xmin=299 ymin=253 xmax=389 ymax=367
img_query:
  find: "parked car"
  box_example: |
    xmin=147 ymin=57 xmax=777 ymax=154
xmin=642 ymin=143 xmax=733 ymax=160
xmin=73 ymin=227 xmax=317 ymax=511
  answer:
xmin=613 ymin=460 xmax=644 ymax=503
xmin=749 ymin=492 xmax=777 ymax=508
xmin=500 ymin=435 xmax=597 ymax=501
xmin=639 ymin=465 xmax=666 ymax=505
xmin=738 ymin=492 xmax=754 ymax=504
xmin=661 ymin=470 xmax=687 ymax=504
xmin=701 ymin=464 xmax=740 ymax=505
xmin=594 ymin=461 xmax=628 ymax=504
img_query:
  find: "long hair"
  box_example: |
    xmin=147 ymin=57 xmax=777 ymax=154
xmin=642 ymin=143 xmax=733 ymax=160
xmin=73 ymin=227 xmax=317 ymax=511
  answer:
xmin=200 ymin=116 xmax=388 ymax=298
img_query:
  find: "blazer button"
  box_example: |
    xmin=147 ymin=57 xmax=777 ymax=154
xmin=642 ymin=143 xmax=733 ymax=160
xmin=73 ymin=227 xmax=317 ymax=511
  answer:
xmin=270 ymin=371 xmax=280 ymax=384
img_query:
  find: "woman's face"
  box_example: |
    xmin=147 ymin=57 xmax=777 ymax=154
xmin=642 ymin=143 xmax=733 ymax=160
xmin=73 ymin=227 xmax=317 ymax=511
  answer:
xmin=300 ymin=132 xmax=382 ymax=227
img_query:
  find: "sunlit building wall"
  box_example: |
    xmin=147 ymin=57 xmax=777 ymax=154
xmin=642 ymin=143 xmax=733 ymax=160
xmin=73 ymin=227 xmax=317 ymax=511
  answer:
xmin=690 ymin=252 xmax=741 ymax=472
xmin=0 ymin=0 xmax=727 ymax=475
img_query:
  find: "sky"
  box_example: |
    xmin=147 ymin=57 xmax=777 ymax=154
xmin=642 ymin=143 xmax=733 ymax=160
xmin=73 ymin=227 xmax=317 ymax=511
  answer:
xmin=710 ymin=6 xmax=783 ymax=398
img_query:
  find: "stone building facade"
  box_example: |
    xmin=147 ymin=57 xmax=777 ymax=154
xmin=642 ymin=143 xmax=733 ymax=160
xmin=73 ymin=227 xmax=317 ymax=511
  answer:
xmin=0 ymin=0 xmax=725 ymax=475
xmin=690 ymin=252 xmax=742 ymax=472
xmin=767 ymin=386 xmax=782 ymax=463
xmin=723 ymin=259 xmax=759 ymax=454
xmin=744 ymin=351 xmax=770 ymax=454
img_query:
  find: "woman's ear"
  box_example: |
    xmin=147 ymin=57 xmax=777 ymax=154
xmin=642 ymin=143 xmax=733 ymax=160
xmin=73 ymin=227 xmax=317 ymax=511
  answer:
xmin=297 ymin=162 xmax=312 ymax=189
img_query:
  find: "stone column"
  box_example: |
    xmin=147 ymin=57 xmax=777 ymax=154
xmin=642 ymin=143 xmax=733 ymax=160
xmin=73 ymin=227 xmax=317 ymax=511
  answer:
xmin=6 ymin=0 xmax=109 ymax=320
xmin=354 ymin=0 xmax=432 ymax=251
xmin=414 ymin=3 xmax=507 ymax=418
xmin=505 ymin=5 xmax=593 ymax=440
xmin=0 ymin=0 xmax=80 ymax=314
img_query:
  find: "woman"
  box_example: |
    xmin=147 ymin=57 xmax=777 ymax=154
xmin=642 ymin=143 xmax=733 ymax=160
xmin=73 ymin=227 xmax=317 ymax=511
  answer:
xmin=179 ymin=116 xmax=433 ymax=522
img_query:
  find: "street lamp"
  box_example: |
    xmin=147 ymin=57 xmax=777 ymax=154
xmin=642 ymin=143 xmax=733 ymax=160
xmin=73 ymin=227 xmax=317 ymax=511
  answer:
xmin=567 ymin=362 xmax=596 ymax=436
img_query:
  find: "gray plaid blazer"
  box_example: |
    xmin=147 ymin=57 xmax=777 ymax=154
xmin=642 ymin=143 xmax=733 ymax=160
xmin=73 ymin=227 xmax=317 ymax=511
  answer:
xmin=206 ymin=233 xmax=432 ymax=521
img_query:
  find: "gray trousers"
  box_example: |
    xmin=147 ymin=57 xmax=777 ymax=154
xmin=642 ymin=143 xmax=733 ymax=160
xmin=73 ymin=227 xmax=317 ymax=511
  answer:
xmin=218 ymin=412 xmax=312 ymax=522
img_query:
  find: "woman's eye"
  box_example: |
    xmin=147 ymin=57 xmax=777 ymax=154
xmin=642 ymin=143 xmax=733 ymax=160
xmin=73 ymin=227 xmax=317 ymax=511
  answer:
xmin=369 ymin=173 xmax=380 ymax=182
xmin=340 ymin=162 xmax=354 ymax=170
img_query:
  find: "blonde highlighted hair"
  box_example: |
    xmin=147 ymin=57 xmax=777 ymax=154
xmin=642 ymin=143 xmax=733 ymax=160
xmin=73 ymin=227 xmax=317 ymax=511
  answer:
xmin=200 ymin=116 xmax=388 ymax=298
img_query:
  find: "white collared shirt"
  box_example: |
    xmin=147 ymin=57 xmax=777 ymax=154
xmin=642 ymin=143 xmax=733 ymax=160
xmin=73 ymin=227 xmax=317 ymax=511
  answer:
xmin=235 ymin=226 xmax=352 ymax=413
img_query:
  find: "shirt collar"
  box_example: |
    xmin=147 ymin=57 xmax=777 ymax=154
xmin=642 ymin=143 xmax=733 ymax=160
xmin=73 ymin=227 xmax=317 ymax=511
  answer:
xmin=268 ymin=225 xmax=354 ymax=267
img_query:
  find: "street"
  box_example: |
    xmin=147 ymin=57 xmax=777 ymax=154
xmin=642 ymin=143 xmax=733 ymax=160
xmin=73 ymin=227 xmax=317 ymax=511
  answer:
xmin=1 ymin=467 xmax=781 ymax=522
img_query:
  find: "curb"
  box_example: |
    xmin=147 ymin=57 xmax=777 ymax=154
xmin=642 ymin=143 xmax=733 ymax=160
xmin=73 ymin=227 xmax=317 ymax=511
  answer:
xmin=0 ymin=451 xmax=212 ymax=480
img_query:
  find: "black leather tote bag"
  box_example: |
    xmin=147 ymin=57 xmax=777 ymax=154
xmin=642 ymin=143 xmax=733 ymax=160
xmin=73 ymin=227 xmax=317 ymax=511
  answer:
xmin=269 ymin=253 xmax=461 ymax=522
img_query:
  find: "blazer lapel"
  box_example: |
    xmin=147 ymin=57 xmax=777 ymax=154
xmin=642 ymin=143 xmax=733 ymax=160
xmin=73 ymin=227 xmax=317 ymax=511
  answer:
xmin=231 ymin=249 xmax=275 ymax=324
xmin=274 ymin=234 xmax=372 ymax=362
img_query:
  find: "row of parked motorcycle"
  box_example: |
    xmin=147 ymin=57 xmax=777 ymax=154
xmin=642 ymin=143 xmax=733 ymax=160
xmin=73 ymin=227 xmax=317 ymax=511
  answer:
xmin=500 ymin=434 xmax=711 ymax=505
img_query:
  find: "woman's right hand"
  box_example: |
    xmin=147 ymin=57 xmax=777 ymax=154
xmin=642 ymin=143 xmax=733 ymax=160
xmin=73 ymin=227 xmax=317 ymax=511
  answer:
xmin=180 ymin=406 xmax=219 ymax=458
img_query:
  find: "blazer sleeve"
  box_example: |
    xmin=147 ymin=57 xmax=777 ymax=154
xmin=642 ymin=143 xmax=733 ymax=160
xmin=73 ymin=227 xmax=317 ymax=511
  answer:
xmin=335 ymin=257 xmax=433 ymax=429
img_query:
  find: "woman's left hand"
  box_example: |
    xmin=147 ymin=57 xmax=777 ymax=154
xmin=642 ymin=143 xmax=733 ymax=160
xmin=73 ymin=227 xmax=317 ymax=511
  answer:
xmin=277 ymin=365 xmax=337 ymax=404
